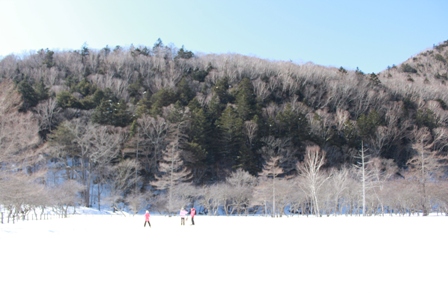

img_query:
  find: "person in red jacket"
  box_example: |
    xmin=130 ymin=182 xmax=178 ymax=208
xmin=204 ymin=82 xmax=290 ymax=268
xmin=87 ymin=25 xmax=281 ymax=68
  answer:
xmin=144 ymin=210 xmax=151 ymax=227
xmin=190 ymin=207 xmax=196 ymax=225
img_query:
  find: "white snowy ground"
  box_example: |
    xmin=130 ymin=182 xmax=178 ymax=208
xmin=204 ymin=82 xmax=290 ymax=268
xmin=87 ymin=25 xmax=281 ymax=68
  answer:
xmin=1 ymin=212 xmax=447 ymax=299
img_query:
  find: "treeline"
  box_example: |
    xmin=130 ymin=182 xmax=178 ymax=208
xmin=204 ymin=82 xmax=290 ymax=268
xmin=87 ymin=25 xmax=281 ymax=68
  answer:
xmin=1 ymin=40 xmax=448 ymax=219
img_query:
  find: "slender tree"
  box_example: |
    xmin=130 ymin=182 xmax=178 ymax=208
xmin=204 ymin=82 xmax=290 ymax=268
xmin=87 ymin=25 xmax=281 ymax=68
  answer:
xmin=355 ymin=141 xmax=369 ymax=216
xmin=137 ymin=115 xmax=170 ymax=175
xmin=406 ymin=127 xmax=444 ymax=216
xmin=151 ymin=137 xmax=192 ymax=215
xmin=225 ymin=169 xmax=256 ymax=215
xmin=296 ymin=146 xmax=327 ymax=217
xmin=48 ymin=120 xmax=124 ymax=207
xmin=258 ymin=156 xmax=284 ymax=217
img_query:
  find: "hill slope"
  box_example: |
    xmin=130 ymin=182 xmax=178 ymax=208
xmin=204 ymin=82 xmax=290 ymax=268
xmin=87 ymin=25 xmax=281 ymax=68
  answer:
xmin=1 ymin=40 xmax=448 ymax=216
xmin=0 ymin=41 xmax=447 ymax=175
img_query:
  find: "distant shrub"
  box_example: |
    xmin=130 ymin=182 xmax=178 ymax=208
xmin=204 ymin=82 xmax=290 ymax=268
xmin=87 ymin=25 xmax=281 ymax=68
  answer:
xmin=338 ymin=67 xmax=347 ymax=74
xmin=433 ymin=40 xmax=448 ymax=51
xmin=357 ymin=110 xmax=383 ymax=139
xmin=435 ymin=98 xmax=448 ymax=110
xmin=435 ymin=72 xmax=448 ymax=80
xmin=403 ymin=98 xmax=416 ymax=111
xmin=192 ymin=68 xmax=208 ymax=82
xmin=434 ymin=54 xmax=446 ymax=64
xmin=401 ymin=63 xmax=418 ymax=74
xmin=416 ymin=108 xmax=437 ymax=129
xmin=369 ymin=73 xmax=381 ymax=85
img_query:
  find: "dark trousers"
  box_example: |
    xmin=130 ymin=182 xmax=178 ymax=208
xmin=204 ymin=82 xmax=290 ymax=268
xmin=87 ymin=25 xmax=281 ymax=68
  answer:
xmin=191 ymin=217 xmax=195 ymax=225
xmin=144 ymin=221 xmax=151 ymax=227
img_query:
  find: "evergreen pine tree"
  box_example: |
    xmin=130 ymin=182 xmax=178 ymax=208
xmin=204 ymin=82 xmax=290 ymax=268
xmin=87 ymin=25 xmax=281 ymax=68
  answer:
xmin=18 ymin=78 xmax=39 ymax=112
xmin=91 ymin=89 xmax=131 ymax=127
xmin=234 ymin=78 xmax=257 ymax=121
xmin=217 ymin=105 xmax=243 ymax=169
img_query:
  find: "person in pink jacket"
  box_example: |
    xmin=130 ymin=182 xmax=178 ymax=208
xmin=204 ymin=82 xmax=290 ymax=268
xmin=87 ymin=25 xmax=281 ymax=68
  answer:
xmin=180 ymin=208 xmax=188 ymax=225
xmin=190 ymin=207 xmax=196 ymax=225
xmin=144 ymin=210 xmax=151 ymax=227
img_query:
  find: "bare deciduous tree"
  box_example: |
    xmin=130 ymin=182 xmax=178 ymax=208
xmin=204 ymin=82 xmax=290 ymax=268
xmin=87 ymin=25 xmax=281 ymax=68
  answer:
xmin=406 ymin=127 xmax=444 ymax=215
xmin=319 ymin=167 xmax=350 ymax=216
xmin=225 ymin=169 xmax=256 ymax=215
xmin=0 ymin=80 xmax=41 ymax=165
xmin=354 ymin=141 xmax=370 ymax=216
xmin=150 ymin=183 xmax=196 ymax=216
xmin=89 ymin=125 xmax=126 ymax=209
xmin=48 ymin=120 xmax=125 ymax=208
xmin=35 ymin=98 xmax=61 ymax=134
xmin=50 ymin=180 xmax=84 ymax=217
xmin=430 ymin=180 xmax=448 ymax=215
xmin=243 ymin=120 xmax=258 ymax=148
xmin=307 ymin=108 xmax=334 ymax=145
xmin=109 ymin=159 xmax=141 ymax=196
xmin=0 ymin=81 xmax=45 ymax=223
xmin=368 ymin=158 xmax=398 ymax=216
xmin=0 ymin=171 xmax=47 ymax=223
xmin=172 ymin=183 xmax=198 ymax=210
xmin=151 ymin=139 xmax=192 ymax=215
xmin=258 ymin=156 xmax=284 ymax=217
xmin=137 ymin=115 xmax=169 ymax=174
xmin=126 ymin=192 xmax=146 ymax=216
xmin=198 ymin=184 xmax=224 ymax=216
xmin=259 ymin=137 xmax=297 ymax=173
xmin=296 ymin=146 xmax=327 ymax=217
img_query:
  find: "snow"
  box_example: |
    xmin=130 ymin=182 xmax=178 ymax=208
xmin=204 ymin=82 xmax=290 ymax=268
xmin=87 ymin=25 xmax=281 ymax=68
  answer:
xmin=1 ymin=212 xmax=447 ymax=299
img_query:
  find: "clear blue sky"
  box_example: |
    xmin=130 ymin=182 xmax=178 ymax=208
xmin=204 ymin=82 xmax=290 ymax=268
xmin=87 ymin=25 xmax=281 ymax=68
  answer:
xmin=1 ymin=0 xmax=447 ymax=73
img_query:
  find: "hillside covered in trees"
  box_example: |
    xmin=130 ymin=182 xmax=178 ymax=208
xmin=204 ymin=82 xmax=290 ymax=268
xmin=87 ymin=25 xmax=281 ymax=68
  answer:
xmin=1 ymin=39 xmax=448 ymax=219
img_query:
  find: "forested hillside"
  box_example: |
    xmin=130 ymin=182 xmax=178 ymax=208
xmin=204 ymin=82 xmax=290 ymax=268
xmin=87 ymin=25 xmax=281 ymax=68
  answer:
xmin=1 ymin=39 xmax=448 ymax=219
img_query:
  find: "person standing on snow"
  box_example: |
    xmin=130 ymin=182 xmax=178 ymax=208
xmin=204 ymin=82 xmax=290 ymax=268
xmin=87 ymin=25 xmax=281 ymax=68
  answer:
xmin=190 ymin=207 xmax=196 ymax=225
xmin=144 ymin=210 xmax=151 ymax=227
xmin=180 ymin=208 xmax=188 ymax=225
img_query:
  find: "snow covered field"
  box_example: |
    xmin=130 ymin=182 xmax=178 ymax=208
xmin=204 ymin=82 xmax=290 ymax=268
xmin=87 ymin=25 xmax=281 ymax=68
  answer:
xmin=1 ymin=213 xmax=447 ymax=299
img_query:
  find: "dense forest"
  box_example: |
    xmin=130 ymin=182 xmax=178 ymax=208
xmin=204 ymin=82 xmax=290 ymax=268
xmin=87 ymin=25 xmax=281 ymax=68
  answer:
xmin=1 ymin=39 xmax=448 ymax=220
